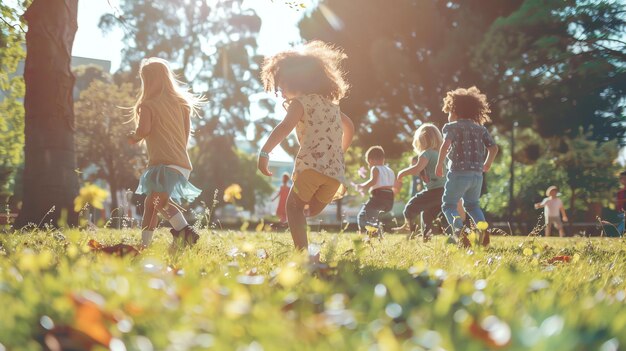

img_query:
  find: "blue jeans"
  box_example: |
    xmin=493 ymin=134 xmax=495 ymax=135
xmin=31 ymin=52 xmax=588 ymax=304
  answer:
xmin=441 ymin=171 xmax=485 ymax=234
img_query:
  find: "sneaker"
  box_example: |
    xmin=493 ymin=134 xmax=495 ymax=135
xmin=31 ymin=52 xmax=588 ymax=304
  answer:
xmin=170 ymin=226 xmax=200 ymax=247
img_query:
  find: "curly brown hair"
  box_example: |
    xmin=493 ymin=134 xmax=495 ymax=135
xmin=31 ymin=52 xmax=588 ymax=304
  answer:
xmin=260 ymin=41 xmax=349 ymax=103
xmin=442 ymin=86 xmax=492 ymax=125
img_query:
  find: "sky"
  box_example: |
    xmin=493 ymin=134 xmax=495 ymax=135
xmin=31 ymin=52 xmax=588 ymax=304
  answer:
xmin=72 ymin=0 xmax=310 ymax=72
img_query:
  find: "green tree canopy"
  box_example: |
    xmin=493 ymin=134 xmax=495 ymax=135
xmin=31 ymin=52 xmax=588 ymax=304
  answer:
xmin=99 ymin=0 xmax=267 ymax=136
xmin=0 ymin=2 xmax=28 ymax=205
xmin=475 ymin=0 xmax=626 ymax=142
xmin=300 ymin=0 xmax=626 ymax=157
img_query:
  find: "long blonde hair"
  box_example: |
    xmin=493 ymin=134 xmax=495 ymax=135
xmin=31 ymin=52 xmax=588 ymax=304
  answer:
xmin=131 ymin=57 xmax=203 ymax=126
xmin=413 ymin=123 xmax=443 ymax=153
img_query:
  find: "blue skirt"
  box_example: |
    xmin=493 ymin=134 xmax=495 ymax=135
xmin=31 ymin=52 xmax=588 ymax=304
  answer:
xmin=135 ymin=165 xmax=202 ymax=203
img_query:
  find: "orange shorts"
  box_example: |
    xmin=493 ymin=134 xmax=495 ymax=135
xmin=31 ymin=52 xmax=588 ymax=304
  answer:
xmin=292 ymin=169 xmax=341 ymax=204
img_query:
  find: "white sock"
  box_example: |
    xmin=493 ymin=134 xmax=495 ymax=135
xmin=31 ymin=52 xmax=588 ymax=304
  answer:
xmin=142 ymin=231 xmax=154 ymax=246
xmin=169 ymin=213 xmax=188 ymax=231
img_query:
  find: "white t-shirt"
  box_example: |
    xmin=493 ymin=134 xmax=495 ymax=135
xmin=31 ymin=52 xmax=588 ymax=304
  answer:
xmin=541 ymin=197 xmax=563 ymax=218
xmin=371 ymin=165 xmax=395 ymax=190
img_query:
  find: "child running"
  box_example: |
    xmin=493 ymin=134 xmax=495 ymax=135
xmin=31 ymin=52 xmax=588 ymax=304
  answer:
xmin=534 ymin=185 xmax=568 ymax=237
xmin=394 ymin=123 xmax=445 ymax=240
xmin=435 ymin=86 xmax=498 ymax=243
xmin=129 ymin=57 xmax=203 ymax=248
xmin=356 ymin=146 xmax=395 ymax=233
xmin=257 ymin=41 xmax=355 ymax=262
xmin=272 ymin=173 xmax=291 ymax=225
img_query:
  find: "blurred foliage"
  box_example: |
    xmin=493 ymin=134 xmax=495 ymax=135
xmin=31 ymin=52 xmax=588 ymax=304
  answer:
xmin=0 ymin=2 xmax=29 ymax=205
xmin=1 ymin=229 xmax=626 ymax=350
xmin=74 ymin=78 xmax=146 ymax=210
xmin=99 ymin=0 xmax=272 ymax=138
xmin=300 ymin=0 xmax=626 ymax=158
xmin=484 ymin=128 xmax=620 ymax=222
xmin=476 ymin=0 xmax=626 ymax=143
xmin=189 ymin=136 xmax=272 ymax=211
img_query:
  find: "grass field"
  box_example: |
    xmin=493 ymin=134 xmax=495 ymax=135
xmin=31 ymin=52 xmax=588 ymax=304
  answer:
xmin=1 ymin=228 xmax=625 ymax=350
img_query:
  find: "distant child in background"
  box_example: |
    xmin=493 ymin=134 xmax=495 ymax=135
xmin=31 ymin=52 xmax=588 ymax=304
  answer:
xmin=356 ymin=146 xmax=395 ymax=233
xmin=535 ymin=186 xmax=568 ymax=237
xmin=257 ymin=41 xmax=355 ymax=263
xmin=616 ymin=171 xmax=626 ymax=235
xmin=394 ymin=123 xmax=446 ymax=240
xmin=129 ymin=57 xmax=203 ymax=247
xmin=435 ymin=86 xmax=498 ymax=243
xmin=273 ymin=173 xmax=291 ymax=224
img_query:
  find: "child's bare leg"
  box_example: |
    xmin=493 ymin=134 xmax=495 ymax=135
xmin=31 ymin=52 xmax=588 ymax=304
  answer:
xmin=305 ymin=198 xmax=328 ymax=264
xmin=286 ymin=189 xmax=308 ymax=251
xmin=141 ymin=194 xmax=159 ymax=246
xmin=307 ymin=198 xmax=328 ymax=217
xmin=156 ymin=198 xmax=189 ymax=232
xmin=545 ymin=225 xmax=551 ymax=237
xmin=153 ymin=193 xmax=185 ymax=230
xmin=558 ymin=226 xmax=565 ymax=238
xmin=141 ymin=194 xmax=157 ymax=230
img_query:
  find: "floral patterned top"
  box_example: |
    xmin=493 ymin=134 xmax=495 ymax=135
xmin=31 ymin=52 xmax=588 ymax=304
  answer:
xmin=292 ymin=94 xmax=346 ymax=197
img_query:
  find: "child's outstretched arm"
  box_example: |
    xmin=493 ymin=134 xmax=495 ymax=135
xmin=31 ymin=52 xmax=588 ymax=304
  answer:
xmin=258 ymin=100 xmax=304 ymax=176
xmin=534 ymin=198 xmax=547 ymax=209
xmin=435 ymin=140 xmax=451 ymax=177
xmin=358 ymin=167 xmax=379 ymax=192
xmin=128 ymin=107 xmax=152 ymax=144
xmin=341 ymin=112 xmax=355 ymax=152
xmin=483 ymin=144 xmax=499 ymax=172
xmin=395 ymin=156 xmax=428 ymax=193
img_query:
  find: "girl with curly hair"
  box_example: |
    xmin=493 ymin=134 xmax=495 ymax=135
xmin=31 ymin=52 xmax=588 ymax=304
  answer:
xmin=257 ymin=41 xmax=355 ymax=263
xmin=435 ymin=87 xmax=498 ymax=243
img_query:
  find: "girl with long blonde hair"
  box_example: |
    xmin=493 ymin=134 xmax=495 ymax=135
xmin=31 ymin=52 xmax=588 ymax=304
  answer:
xmin=128 ymin=57 xmax=203 ymax=248
xmin=393 ymin=123 xmax=446 ymax=240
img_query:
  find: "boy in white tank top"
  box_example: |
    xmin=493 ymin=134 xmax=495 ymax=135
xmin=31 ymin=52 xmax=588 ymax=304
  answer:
xmin=356 ymin=146 xmax=395 ymax=233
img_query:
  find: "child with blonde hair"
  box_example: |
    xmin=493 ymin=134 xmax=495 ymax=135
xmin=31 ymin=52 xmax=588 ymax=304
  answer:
xmin=257 ymin=41 xmax=354 ymax=262
xmin=435 ymin=87 xmax=498 ymax=242
xmin=129 ymin=57 xmax=203 ymax=247
xmin=394 ymin=123 xmax=446 ymax=240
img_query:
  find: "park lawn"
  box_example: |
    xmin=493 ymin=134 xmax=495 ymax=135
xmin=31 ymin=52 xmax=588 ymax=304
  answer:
xmin=0 ymin=228 xmax=625 ymax=351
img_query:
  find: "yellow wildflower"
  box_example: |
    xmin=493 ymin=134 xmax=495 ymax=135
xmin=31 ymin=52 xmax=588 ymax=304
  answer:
xmin=223 ymin=184 xmax=242 ymax=203
xmin=74 ymin=183 xmax=109 ymax=212
xmin=476 ymin=221 xmax=489 ymax=231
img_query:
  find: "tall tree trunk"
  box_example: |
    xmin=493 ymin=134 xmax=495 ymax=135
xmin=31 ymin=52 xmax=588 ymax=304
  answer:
xmin=15 ymin=0 xmax=79 ymax=228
